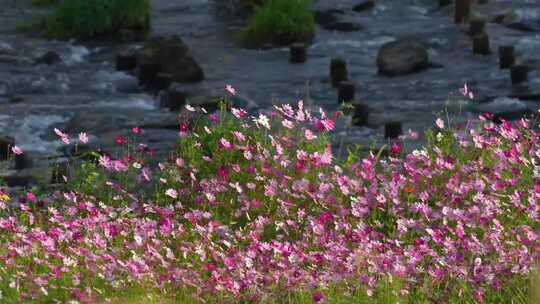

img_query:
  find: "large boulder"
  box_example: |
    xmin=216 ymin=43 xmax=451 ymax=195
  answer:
xmin=376 ymin=39 xmax=429 ymax=76
xmin=139 ymin=36 xmax=204 ymax=83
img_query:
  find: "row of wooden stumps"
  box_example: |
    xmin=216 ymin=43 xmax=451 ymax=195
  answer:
xmin=329 ymin=58 xmax=402 ymax=139
xmin=289 ymin=41 xmax=402 ymax=138
xmin=446 ymin=0 xmax=529 ymax=86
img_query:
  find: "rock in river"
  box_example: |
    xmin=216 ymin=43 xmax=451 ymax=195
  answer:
xmin=376 ymin=39 xmax=429 ymax=76
xmin=139 ymin=35 xmax=204 ymax=83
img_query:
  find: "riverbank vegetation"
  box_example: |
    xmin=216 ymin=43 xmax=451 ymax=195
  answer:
xmin=241 ymin=0 xmax=315 ymax=48
xmin=27 ymin=0 xmax=150 ymax=39
xmin=0 ymin=93 xmax=538 ymax=303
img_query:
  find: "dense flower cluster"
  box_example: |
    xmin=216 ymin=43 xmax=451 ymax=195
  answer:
xmin=0 ymin=99 xmax=538 ymax=303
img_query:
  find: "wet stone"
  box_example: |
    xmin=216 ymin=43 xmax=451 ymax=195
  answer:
xmin=377 ymin=39 xmax=429 ymax=76
xmin=116 ymin=52 xmax=138 ymax=71
xmin=314 ymin=10 xmax=338 ymax=26
xmin=164 ymin=84 xmax=188 ymax=111
xmin=155 ymin=73 xmax=173 ymax=91
xmin=34 ymin=51 xmax=62 ymax=65
xmin=323 ymin=22 xmax=362 ymax=32
xmin=353 ymin=1 xmax=375 ymax=12
xmin=139 ymin=35 xmax=204 ymax=83
xmin=138 ymin=62 xmax=162 ymax=88
xmin=506 ymin=23 xmax=537 ymax=32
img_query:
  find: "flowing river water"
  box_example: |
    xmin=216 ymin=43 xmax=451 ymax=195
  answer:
xmin=1 ymin=0 xmax=540 ymax=175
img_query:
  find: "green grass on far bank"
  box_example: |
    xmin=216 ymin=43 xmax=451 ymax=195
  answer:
xmin=241 ymin=0 xmax=315 ymax=48
xmin=27 ymin=0 xmax=150 ymax=39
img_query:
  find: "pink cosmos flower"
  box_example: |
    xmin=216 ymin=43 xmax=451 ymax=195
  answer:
xmin=304 ymin=129 xmax=317 ymax=141
xmin=459 ymin=83 xmax=474 ymax=100
xmin=320 ymin=145 xmax=333 ymax=165
xmin=232 ymin=131 xmax=245 ymax=142
xmin=209 ymin=114 xmax=219 ymax=123
xmin=231 ymin=108 xmax=247 ymax=119
xmin=98 ymin=155 xmax=112 ymax=169
xmin=391 ymin=143 xmax=401 ymax=154
xmin=254 ymin=113 xmax=270 ymax=130
xmin=132 ymin=127 xmax=142 ymax=134
xmin=78 ymin=132 xmax=89 ymax=144
xmin=219 ymin=138 xmax=233 ymax=150
xmin=11 ymin=145 xmax=23 ymax=155
xmin=399 ymin=129 xmax=419 ymax=141
xmin=313 ymin=291 xmax=325 ymax=303
xmin=165 ymin=188 xmax=178 ymax=199
xmin=179 ymin=123 xmax=189 ymax=132
xmin=225 ymin=84 xmax=236 ymax=96
xmin=218 ymin=166 xmax=229 ymax=180
xmin=26 ymin=192 xmax=37 ymax=202
xmin=54 ymin=128 xmax=70 ymax=144
xmin=115 ymin=135 xmax=127 ymax=145
xmin=140 ymin=167 xmax=151 ymax=182
xmin=282 ymin=119 xmax=294 ymax=129
xmin=53 ymin=128 xmax=67 ymax=138
xmin=111 ymin=160 xmax=127 ymax=172
xmin=315 ymin=118 xmax=335 ymax=132
xmin=224 ymin=257 xmax=235 ymax=268
xmin=436 ymin=118 xmax=445 ymax=129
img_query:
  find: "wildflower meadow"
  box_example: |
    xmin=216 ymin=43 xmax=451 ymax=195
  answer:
xmin=0 ymin=87 xmax=539 ymax=303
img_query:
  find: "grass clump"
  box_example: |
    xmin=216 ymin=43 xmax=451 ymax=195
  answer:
xmin=241 ymin=0 xmax=315 ymax=48
xmin=43 ymin=0 xmax=150 ymax=38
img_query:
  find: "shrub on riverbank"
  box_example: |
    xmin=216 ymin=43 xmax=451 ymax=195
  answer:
xmin=43 ymin=0 xmax=150 ymax=38
xmin=241 ymin=0 xmax=315 ymax=48
xmin=0 ymin=93 xmax=539 ymax=303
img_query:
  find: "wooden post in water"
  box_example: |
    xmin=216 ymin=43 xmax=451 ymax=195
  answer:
xmin=290 ymin=43 xmax=307 ymax=63
xmin=498 ymin=46 xmax=515 ymax=69
xmin=469 ymin=18 xmax=485 ymax=36
xmin=473 ymin=33 xmax=490 ymax=55
xmin=338 ymin=81 xmax=356 ymax=103
xmin=352 ymin=103 xmax=369 ymax=126
xmin=454 ymin=0 xmax=471 ymax=24
xmin=439 ymin=0 xmax=451 ymax=7
xmin=511 ymin=65 xmax=528 ymax=85
xmin=330 ymin=58 xmax=348 ymax=88
xmin=385 ymin=121 xmax=402 ymax=139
